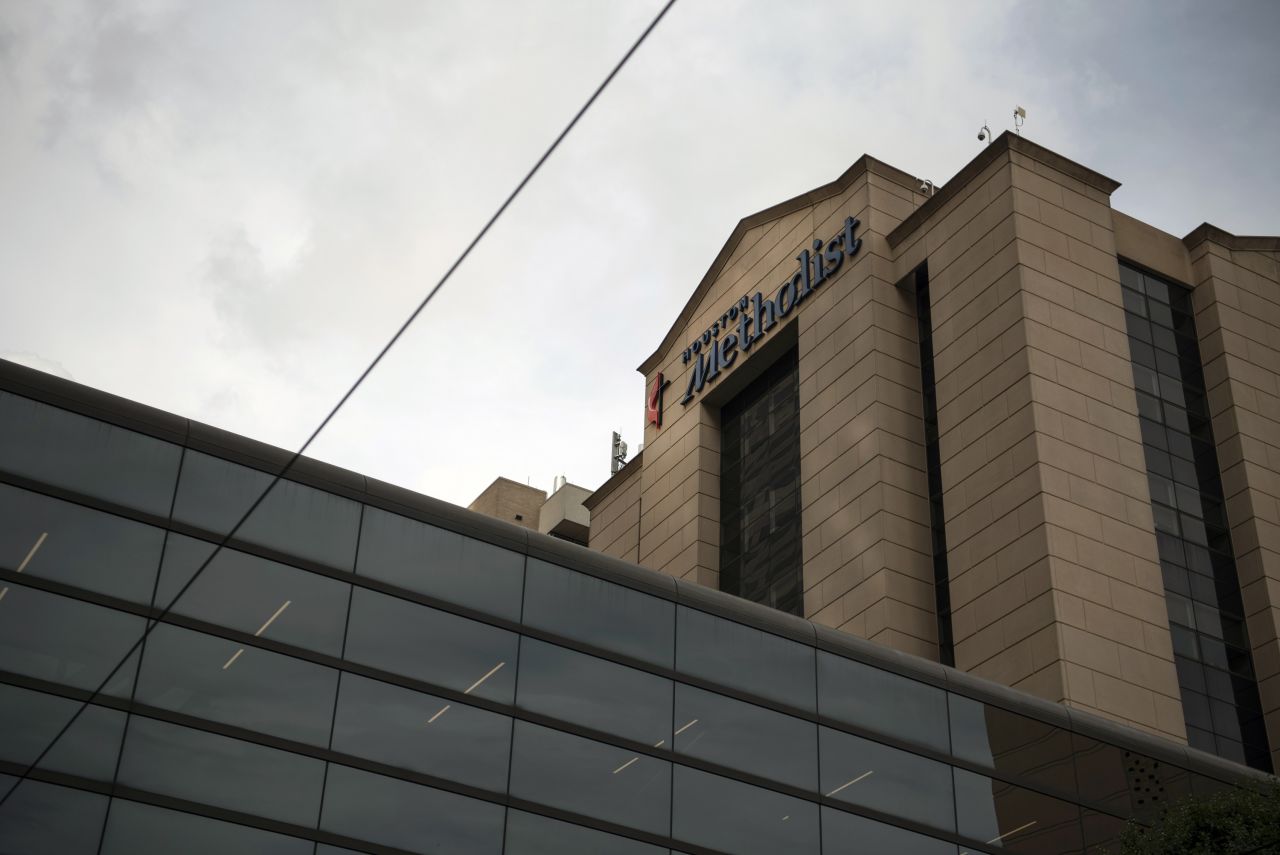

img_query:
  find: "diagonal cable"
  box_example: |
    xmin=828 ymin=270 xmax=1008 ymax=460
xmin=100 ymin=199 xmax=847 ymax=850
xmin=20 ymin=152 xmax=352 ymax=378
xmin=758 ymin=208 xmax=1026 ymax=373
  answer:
xmin=0 ymin=0 xmax=677 ymax=810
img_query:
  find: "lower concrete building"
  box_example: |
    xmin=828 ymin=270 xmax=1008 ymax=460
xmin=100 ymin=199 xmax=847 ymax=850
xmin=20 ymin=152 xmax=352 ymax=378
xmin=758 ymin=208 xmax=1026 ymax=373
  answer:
xmin=585 ymin=132 xmax=1280 ymax=775
xmin=470 ymin=477 xmax=592 ymax=546
xmin=0 ymin=357 xmax=1272 ymax=854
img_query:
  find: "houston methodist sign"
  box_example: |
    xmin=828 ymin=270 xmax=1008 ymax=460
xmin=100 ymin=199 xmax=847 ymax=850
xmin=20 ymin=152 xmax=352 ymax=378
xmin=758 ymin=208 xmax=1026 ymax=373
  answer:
xmin=676 ymin=216 xmax=862 ymax=407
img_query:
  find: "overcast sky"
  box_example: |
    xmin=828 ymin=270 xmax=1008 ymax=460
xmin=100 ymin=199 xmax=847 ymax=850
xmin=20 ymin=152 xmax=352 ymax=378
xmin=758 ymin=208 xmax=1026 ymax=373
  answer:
xmin=2 ymin=0 xmax=1277 ymax=507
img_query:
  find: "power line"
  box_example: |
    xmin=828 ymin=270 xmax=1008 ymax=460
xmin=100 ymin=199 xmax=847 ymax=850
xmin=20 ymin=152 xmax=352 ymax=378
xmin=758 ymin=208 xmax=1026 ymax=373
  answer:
xmin=0 ymin=0 xmax=678 ymax=811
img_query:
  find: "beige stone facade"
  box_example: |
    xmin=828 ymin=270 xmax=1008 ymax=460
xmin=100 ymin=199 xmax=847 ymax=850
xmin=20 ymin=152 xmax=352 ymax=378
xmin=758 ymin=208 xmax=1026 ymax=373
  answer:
xmin=467 ymin=477 xmax=546 ymax=531
xmin=586 ymin=133 xmax=1280 ymax=771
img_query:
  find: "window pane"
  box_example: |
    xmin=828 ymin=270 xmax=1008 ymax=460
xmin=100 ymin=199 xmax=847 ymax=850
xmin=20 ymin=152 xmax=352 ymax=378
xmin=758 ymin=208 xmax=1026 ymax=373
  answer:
xmin=675 ymin=607 xmax=815 ymax=711
xmin=0 ymin=392 xmax=181 ymax=517
xmin=357 ymin=507 xmax=524 ymax=621
xmin=0 ymin=775 xmax=107 ymax=855
xmin=0 ymin=483 xmax=164 ymax=604
xmin=522 ymin=559 xmax=674 ymax=668
xmin=0 ymin=583 xmax=140 ymax=697
xmin=0 ymin=682 xmax=125 ymax=780
xmin=331 ymin=672 xmax=510 ymax=793
xmin=116 ymin=716 xmax=325 ymax=827
xmin=503 ymin=810 xmax=668 ymax=855
xmin=819 ymin=727 xmax=954 ymax=832
xmin=671 ymin=765 xmax=818 ymax=855
xmin=134 ymin=622 xmax=338 ymax=746
xmin=953 ymin=768 xmax=1082 ymax=854
xmin=172 ymin=451 xmax=360 ymax=570
xmin=821 ymin=807 xmax=957 ymax=855
xmin=673 ymin=683 xmax=816 ymax=790
xmin=720 ymin=348 xmax=803 ymax=616
xmin=344 ymin=587 xmax=517 ymax=704
xmin=509 ymin=721 xmax=670 ymax=836
xmin=100 ymin=798 xmax=313 ymax=855
xmin=517 ymin=638 xmax=671 ymax=747
xmin=948 ymin=695 xmax=1077 ymax=796
xmin=320 ymin=763 xmax=505 ymax=855
xmin=155 ymin=534 xmax=350 ymax=658
xmin=817 ymin=651 xmax=948 ymax=752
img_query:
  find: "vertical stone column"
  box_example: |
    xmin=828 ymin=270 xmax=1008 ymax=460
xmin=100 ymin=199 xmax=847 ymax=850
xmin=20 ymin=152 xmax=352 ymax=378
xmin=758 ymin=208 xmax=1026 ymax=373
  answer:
xmin=799 ymin=171 xmax=937 ymax=659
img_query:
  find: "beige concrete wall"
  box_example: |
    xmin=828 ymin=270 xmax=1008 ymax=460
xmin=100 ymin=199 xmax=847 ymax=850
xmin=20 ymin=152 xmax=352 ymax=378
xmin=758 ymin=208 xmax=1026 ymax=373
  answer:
xmin=585 ymin=461 xmax=642 ymax=563
xmin=467 ymin=477 xmax=546 ymax=531
xmin=892 ymin=139 xmax=1185 ymax=742
xmin=798 ymin=174 xmax=935 ymax=659
xmin=1184 ymin=230 xmax=1280 ymax=770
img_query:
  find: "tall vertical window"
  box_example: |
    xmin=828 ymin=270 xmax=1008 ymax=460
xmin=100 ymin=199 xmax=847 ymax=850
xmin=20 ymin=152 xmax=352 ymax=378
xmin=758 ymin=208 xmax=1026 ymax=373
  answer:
xmin=907 ymin=262 xmax=954 ymax=667
xmin=1119 ymin=262 xmax=1271 ymax=772
xmin=719 ymin=349 xmax=803 ymax=615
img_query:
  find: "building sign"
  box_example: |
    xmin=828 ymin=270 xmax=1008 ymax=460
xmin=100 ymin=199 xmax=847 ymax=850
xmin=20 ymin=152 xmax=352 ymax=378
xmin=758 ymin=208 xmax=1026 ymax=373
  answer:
xmin=677 ymin=216 xmax=862 ymax=406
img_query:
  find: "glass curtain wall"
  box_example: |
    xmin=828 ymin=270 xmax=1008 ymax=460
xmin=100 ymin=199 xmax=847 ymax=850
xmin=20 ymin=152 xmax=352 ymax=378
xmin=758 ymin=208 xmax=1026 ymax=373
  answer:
xmin=0 ymin=386 xmax=1264 ymax=855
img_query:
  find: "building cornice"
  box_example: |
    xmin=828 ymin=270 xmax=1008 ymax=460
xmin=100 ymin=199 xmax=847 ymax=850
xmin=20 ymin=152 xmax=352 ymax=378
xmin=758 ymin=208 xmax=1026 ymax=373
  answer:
xmin=886 ymin=131 xmax=1122 ymax=250
xmin=1182 ymin=222 xmax=1280 ymax=253
xmin=637 ymin=155 xmax=919 ymax=376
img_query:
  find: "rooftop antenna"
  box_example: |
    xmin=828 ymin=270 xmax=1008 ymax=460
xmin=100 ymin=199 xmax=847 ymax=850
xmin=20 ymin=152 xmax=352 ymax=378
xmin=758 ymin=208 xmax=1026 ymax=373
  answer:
xmin=1013 ymin=105 xmax=1026 ymax=135
xmin=610 ymin=431 xmax=628 ymax=475
xmin=977 ymin=121 xmax=992 ymax=144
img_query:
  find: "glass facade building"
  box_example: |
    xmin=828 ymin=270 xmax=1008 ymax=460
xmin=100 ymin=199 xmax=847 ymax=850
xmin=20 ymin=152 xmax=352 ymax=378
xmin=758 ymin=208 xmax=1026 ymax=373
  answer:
xmin=0 ymin=359 xmax=1271 ymax=855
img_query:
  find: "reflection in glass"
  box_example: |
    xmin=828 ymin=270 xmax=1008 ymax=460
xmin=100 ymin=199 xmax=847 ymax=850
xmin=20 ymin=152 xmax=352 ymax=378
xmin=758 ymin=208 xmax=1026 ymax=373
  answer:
xmin=332 ymin=672 xmax=511 ymax=792
xmin=1069 ymin=734 xmax=1189 ymax=823
xmin=820 ymin=727 xmax=954 ymax=832
xmin=0 ymin=682 xmax=125 ymax=780
xmin=134 ymin=622 xmax=338 ymax=746
xmin=357 ymin=507 xmax=524 ymax=621
xmin=100 ymin=798 xmax=313 ymax=855
xmin=172 ymin=450 xmax=360 ymax=570
xmin=0 ymin=483 xmax=164 ymax=604
xmin=320 ymin=763 xmax=505 ymax=855
xmin=672 ymin=765 xmax=818 ymax=855
xmin=155 ymin=534 xmax=350 ymax=658
xmin=673 ymin=683 xmax=816 ymax=790
xmin=0 ymin=583 xmax=141 ymax=696
xmin=116 ymin=716 xmax=325 ymax=827
xmin=509 ymin=721 xmax=670 ymax=836
xmin=0 ymin=391 xmax=182 ymax=517
xmin=676 ymin=606 xmax=815 ymax=711
xmin=0 ymin=774 xmax=107 ymax=855
xmin=821 ymin=807 xmax=957 ymax=855
xmin=344 ymin=587 xmax=518 ymax=704
xmin=517 ymin=638 xmax=671 ymax=747
xmin=1082 ymin=809 xmax=1128 ymax=855
xmin=504 ymin=810 xmax=668 ymax=855
xmin=953 ymin=768 xmax=1082 ymax=854
xmin=522 ymin=559 xmax=674 ymax=667
xmin=948 ymin=695 xmax=1076 ymax=797
xmin=817 ymin=651 xmax=949 ymax=752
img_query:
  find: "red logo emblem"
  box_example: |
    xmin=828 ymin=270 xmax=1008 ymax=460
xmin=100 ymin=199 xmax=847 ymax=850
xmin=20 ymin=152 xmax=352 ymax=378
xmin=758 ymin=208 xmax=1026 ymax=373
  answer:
xmin=647 ymin=373 xmax=670 ymax=429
